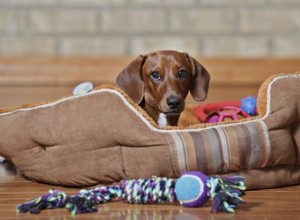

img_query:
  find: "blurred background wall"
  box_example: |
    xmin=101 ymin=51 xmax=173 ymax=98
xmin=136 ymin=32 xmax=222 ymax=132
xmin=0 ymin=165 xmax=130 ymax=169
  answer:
xmin=0 ymin=0 xmax=300 ymax=57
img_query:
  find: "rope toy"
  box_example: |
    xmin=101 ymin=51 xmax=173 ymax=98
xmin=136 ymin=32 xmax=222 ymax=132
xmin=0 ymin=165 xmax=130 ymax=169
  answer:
xmin=17 ymin=171 xmax=246 ymax=215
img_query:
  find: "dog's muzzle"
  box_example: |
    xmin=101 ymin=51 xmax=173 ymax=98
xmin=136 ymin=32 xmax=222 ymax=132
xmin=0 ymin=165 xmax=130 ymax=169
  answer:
xmin=166 ymin=96 xmax=182 ymax=112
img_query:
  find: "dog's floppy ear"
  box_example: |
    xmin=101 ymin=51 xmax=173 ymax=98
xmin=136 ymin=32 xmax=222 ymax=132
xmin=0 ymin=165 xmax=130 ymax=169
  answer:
xmin=116 ymin=55 xmax=146 ymax=104
xmin=186 ymin=54 xmax=210 ymax=101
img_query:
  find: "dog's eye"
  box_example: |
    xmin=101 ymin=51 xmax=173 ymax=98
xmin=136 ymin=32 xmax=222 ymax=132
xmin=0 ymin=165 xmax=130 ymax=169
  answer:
xmin=178 ymin=69 xmax=186 ymax=79
xmin=150 ymin=71 xmax=161 ymax=81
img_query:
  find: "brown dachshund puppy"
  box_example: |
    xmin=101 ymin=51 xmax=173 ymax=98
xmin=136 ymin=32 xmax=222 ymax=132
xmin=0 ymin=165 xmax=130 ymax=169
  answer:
xmin=116 ymin=50 xmax=210 ymax=127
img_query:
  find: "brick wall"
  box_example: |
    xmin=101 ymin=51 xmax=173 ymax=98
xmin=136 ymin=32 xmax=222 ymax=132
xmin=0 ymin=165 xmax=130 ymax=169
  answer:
xmin=0 ymin=0 xmax=300 ymax=57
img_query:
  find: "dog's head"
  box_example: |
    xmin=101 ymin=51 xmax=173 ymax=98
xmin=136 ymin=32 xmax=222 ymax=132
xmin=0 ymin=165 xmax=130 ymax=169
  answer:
xmin=116 ymin=50 xmax=210 ymax=117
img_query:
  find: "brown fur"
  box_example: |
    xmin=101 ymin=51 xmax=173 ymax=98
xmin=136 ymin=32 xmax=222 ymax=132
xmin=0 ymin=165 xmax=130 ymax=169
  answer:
xmin=116 ymin=50 xmax=210 ymax=126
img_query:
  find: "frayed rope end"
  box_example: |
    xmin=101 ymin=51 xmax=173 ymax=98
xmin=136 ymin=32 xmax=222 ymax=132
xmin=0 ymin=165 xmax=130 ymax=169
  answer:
xmin=208 ymin=176 xmax=246 ymax=213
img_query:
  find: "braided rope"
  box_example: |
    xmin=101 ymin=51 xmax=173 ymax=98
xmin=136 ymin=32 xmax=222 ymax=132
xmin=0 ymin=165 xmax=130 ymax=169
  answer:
xmin=17 ymin=176 xmax=177 ymax=215
xmin=120 ymin=177 xmax=176 ymax=204
xmin=207 ymin=176 xmax=246 ymax=213
xmin=17 ymin=174 xmax=245 ymax=215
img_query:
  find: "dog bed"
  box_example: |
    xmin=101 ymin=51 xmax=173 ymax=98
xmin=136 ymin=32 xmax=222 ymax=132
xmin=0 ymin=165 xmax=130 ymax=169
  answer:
xmin=0 ymin=73 xmax=299 ymax=190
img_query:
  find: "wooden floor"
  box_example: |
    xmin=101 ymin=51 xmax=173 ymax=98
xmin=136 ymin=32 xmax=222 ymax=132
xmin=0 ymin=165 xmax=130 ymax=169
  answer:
xmin=0 ymin=161 xmax=299 ymax=220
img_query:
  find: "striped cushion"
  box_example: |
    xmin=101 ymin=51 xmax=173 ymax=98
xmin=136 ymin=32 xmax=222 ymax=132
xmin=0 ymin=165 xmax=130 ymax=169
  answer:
xmin=169 ymin=121 xmax=270 ymax=175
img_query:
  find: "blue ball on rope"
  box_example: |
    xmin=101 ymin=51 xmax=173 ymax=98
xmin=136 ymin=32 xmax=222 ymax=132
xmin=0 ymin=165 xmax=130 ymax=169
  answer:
xmin=175 ymin=171 xmax=209 ymax=207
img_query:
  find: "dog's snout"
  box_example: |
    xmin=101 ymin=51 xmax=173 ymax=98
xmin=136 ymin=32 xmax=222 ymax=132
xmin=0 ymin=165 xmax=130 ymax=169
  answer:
xmin=167 ymin=96 xmax=181 ymax=110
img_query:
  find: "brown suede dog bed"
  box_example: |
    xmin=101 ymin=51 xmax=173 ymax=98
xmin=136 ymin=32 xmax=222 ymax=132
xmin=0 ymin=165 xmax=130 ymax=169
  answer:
xmin=0 ymin=73 xmax=299 ymax=190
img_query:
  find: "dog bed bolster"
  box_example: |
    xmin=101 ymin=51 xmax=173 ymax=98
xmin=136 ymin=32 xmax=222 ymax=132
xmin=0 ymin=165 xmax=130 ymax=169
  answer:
xmin=0 ymin=73 xmax=299 ymax=189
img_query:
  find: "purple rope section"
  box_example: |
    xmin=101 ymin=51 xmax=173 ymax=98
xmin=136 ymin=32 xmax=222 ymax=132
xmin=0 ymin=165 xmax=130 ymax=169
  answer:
xmin=17 ymin=176 xmax=177 ymax=215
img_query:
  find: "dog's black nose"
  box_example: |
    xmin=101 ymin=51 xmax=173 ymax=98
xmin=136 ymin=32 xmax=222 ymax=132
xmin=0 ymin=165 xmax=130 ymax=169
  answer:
xmin=167 ymin=96 xmax=181 ymax=110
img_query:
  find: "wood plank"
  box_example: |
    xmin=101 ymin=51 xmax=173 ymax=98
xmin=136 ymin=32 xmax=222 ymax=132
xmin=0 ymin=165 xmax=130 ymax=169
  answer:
xmin=0 ymin=57 xmax=299 ymax=108
xmin=1 ymin=57 xmax=299 ymax=87
xmin=0 ymin=87 xmax=72 ymax=107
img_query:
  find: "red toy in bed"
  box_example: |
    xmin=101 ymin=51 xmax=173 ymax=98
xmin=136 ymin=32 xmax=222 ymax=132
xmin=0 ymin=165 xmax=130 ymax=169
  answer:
xmin=193 ymin=97 xmax=257 ymax=123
